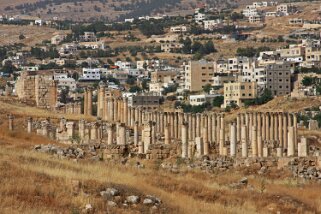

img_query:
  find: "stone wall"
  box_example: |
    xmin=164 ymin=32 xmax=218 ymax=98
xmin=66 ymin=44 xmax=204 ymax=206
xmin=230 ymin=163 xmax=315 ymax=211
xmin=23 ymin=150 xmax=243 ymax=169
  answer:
xmin=15 ymin=71 xmax=57 ymax=109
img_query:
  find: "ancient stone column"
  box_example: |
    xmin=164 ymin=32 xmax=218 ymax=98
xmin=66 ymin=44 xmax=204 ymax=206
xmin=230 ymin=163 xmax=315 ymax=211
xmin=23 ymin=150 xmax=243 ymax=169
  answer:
xmin=278 ymin=112 xmax=283 ymax=148
xmin=298 ymin=137 xmax=308 ymax=157
xmin=8 ymin=114 xmax=14 ymax=131
xmin=257 ymin=129 xmax=263 ymax=157
xmin=274 ymin=113 xmax=278 ymax=142
xmin=252 ymin=125 xmax=258 ymax=157
xmin=117 ymin=123 xmax=126 ymax=145
xmin=270 ymin=112 xmax=274 ymax=141
xmin=110 ymin=98 xmax=114 ymax=122
xmin=236 ymin=113 xmax=241 ymax=142
xmin=202 ymin=126 xmax=208 ymax=149
xmin=59 ymin=117 xmax=66 ymax=131
xmin=188 ymin=114 xmax=193 ymax=140
xmin=123 ymin=98 xmax=128 ymax=125
xmin=241 ymin=125 xmax=248 ymax=158
xmin=107 ymin=124 xmax=113 ymax=145
xmin=84 ymin=89 xmax=88 ymax=115
xmin=178 ymin=112 xmax=183 ymax=139
xmin=113 ymin=98 xmax=118 ymax=122
xmin=219 ymin=128 xmax=225 ymax=156
xmin=276 ymin=148 xmax=283 ymax=157
xmin=41 ymin=120 xmax=49 ymax=137
xmin=287 ymin=126 xmax=295 ymax=157
xmin=164 ymin=123 xmax=170 ymax=145
xmin=195 ymin=137 xmax=203 ymax=158
xmin=173 ymin=112 xmax=178 ymax=139
xmin=216 ymin=114 xmax=221 ymax=144
xmin=265 ymin=112 xmax=270 ymax=141
xmin=90 ymin=123 xmax=98 ymax=140
xmin=212 ymin=114 xmax=217 ymax=143
xmin=170 ymin=112 xmax=175 ymax=139
xmin=97 ymin=82 xmax=105 ymax=118
xmin=151 ymin=122 xmax=156 ymax=144
xmin=79 ymin=119 xmax=85 ymax=139
xmin=134 ymin=121 xmax=139 ymax=146
xmin=143 ymin=121 xmax=152 ymax=153
xmin=160 ymin=112 xmax=164 ymax=134
xmin=249 ymin=113 xmax=253 ymax=141
xmin=230 ymin=122 xmax=237 ymax=157
xmin=87 ymin=88 xmax=93 ymax=116
xmin=207 ymin=114 xmax=212 ymax=144
xmin=27 ymin=117 xmax=33 ymax=133
xmin=293 ymin=113 xmax=298 ymax=150
xmin=262 ymin=112 xmax=266 ymax=141
xmin=257 ymin=112 xmax=261 ymax=140
xmin=196 ymin=113 xmax=201 ymax=137
xmin=138 ymin=141 xmax=144 ymax=154
xmin=191 ymin=114 xmax=196 ymax=140
xmin=66 ymin=122 xmax=75 ymax=139
xmin=181 ymin=122 xmax=188 ymax=158
xmin=283 ymin=113 xmax=288 ymax=149
xmin=103 ymin=97 xmax=108 ymax=121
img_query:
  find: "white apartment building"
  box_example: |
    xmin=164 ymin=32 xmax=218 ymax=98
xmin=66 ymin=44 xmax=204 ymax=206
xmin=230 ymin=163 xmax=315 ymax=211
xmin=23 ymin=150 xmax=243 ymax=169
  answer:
xmin=203 ymin=19 xmax=222 ymax=30
xmin=79 ymin=68 xmax=101 ymax=81
xmin=53 ymin=73 xmax=77 ymax=90
xmin=195 ymin=13 xmax=206 ymax=23
xmin=241 ymin=62 xmax=266 ymax=89
xmin=170 ymin=25 xmax=188 ymax=33
xmin=115 ymin=61 xmax=133 ymax=69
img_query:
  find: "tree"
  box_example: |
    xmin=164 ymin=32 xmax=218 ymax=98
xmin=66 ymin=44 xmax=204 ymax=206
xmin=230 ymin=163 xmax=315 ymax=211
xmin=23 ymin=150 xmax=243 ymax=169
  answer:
xmin=204 ymin=40 xmax=216 ymax=54
xmin=302 ymin=76 xmax=315 ymax=86
xmin=212 ymin=96 xmax=224 ymax=107
xmin=19 ymin=34 xmax=25 ymax=40
xmin=202 ymin=84 xmax=212 ymax=94
xmin=129 ymin=85 xmax=142 ymax=93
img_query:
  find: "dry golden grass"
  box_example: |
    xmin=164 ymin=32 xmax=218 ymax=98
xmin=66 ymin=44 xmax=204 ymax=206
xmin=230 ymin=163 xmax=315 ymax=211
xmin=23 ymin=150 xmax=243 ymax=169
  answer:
xmin=0 ymin=116 xmax=320 ymax=213
xmin=0 ymin=24 xmax=70 ymax=47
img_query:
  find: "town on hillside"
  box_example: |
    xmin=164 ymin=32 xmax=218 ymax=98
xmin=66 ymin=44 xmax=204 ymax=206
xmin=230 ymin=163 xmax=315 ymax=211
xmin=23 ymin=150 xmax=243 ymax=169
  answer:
xmin=0 ymin=1 xmax=321 ymax=213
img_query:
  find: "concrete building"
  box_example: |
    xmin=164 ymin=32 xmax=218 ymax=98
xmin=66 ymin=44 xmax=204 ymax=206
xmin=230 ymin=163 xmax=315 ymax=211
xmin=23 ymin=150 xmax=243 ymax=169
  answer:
xmin=170 ymin=25 xmax=188 ymax=33
xmin=128 ymin=95 xmax=161 ymax=110
xmin=161 ymin=42 xmax=183 ymax=53
xmin=79 ymin=68 xmax=101 ymax=81
xmin=79 ymin=32 xmax=97 ymax=42
xmin=203 ymin=19 xmax=222 ymax=30
xmin=184 ymin=60 xmax=215 ymax=92
xmin=51 ymin=34 xmax=66 ymax=45
xmin=224 ymin=82 xmax=258 ymax=107
xmin=277 ymin=4 xmax=297 ymax=16
xmin=189 ymin=94 xmax=221 ymax=106
xmin=266 ymin=62 xmax=292 ymax=96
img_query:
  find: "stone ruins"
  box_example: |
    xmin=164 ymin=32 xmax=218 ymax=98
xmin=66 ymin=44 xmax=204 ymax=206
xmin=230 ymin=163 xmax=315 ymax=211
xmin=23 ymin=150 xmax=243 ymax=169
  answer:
xmin=9 ymin=86 xmax=318 ymax=161
xmin=16 ymin=71 xmax=58 ymax=109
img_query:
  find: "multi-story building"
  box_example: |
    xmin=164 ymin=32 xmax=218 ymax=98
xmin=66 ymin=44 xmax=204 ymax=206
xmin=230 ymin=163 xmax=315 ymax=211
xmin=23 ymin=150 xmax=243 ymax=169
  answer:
xmin=277 ymin=4 xmax=297 ymax=16
xmin=184 ymin=60 xmax=215 ymax=92
xmin=265 ymin=62 xmax=292 ymax=96
xmin=170 ymin=25 xmax=188 ymax=33
xmin=203 ymin=19 xmax=222 ymax=30
xmin=195 ymin=13 xmax=206 ymax=23
xmin=79 ymin=68 xmax=101 ymax=81
xmin=249 ymin=14 xmax=265 ymax=23
xmin=79 ymin=32 xmax=97 ymax=42
xmin=305 ymin=47 xmax=321 ymax=63
xmin=278 ymin=45 xmax=305 ymax=62
xmin=128 ymin=95 xmax=161 ymax=110
xmin=241 ymin=62 xmax=266 ymax=89
xmin=161 ymin=42 xmax=183 ymax=53
xmin=243 ymin=8 xmax=259 ymax=17
xmin=51 ymin=34 xmax=66 ymax=45
xmin=189 ymin=94 xmax=221 ymax=106
xmin=151 ymin=70 xmax=177 ymax=83
xmin=224 ymin=82 xmax=258 ymax=107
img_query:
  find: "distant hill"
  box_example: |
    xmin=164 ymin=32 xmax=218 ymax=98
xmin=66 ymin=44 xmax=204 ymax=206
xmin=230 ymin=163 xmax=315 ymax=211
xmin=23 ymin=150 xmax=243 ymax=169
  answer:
xmin=0 ymin=0 xmax=239 ymax=22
